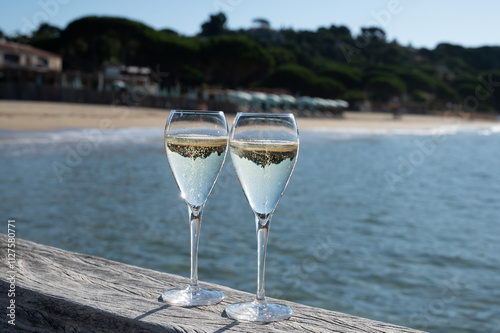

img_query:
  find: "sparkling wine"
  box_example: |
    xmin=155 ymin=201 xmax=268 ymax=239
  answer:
xmin=165 ymin=134 xmax=228 ymax=207
xmin=230 ymin=139 xmax=298 ymax=215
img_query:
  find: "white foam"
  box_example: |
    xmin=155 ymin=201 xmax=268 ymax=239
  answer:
xmin=301 ymin=124 xmax=500 ymax=139
xmin=0 ymin=127 xmax=164 ymax=146
xmin=1 ymin=124 xmax=499 ymax=147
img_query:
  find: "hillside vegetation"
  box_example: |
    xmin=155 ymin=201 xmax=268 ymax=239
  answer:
xmin=3 ymin=13 xmax=500 ymax=112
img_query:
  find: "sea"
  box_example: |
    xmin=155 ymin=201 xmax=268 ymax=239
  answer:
xmin=1 ymin=122 xmax=499 ymax=333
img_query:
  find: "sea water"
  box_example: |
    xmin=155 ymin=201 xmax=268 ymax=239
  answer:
xmin=1 ymin=124 xmax=499 ymax=332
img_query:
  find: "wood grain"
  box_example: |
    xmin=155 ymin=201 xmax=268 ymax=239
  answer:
xmin=0 ymin=235 xmax=426 ymax=332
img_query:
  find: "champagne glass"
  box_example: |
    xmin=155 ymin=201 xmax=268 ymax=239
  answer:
xmin=161 ymin=110 xmax=228 ymax=306
xmin=225 ymin=113 xmax=299 ymax=321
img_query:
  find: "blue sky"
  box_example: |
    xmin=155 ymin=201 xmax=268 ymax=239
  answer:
xmin=1 ymin=0 xmax=499 ymax=49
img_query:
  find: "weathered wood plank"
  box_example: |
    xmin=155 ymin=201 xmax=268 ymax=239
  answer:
xmin=0 ymin=235 xmax=426 ymax=332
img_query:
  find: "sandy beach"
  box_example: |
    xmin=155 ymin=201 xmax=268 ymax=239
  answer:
xmin=0 ymin=100 xmax=496 ymax=131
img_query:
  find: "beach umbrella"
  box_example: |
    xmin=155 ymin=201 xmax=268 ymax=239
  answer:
xmin=109 ymin=80 xmax=127 ymax=92
xmin=265 ymin=94 xmax=281 ymax=110
xmin=325 ymin=99 xmax=340 ymax=109
xmin=297 ymin=96 xmax=313 ymax=111
xmin=236 ymin=91 xmax=252 ymax=102
xmin=238 ymin=92 xmax=252 ymax=109
xmin=280 ymin=94 xmax=296 ymax=110
xmin=227 ymin=90 xmax=252 ymax=101
xmin=251 ymin=92 xmax=267 ymax=102
xmin=212 ymin=89 xmax=227 ymax=101
xmin=312 ymin=97 xmax=329 ymax=109
xmin=335 ymin=100 xmax=349 ymax=109
xmin=250 ymin=92 xmax=267 ymax=110
xmin=226 ymin=90 xmax=238 ymax=105
xmin=226 ymin=90 xmax=237 ymax=99
xmin=228 ymin=91 xmax=252 ymax=108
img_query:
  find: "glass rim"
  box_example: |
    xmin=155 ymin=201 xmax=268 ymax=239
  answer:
xmin=235 ymin=112 xmax=295 ymax=118
xmin=169 ymin=110 xmax=224 ymax=114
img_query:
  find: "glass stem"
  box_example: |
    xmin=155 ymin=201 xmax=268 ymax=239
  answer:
xmin=255 ymin=213 xmax=271 ymax=305
xmin=188 ymin=204 xmax=203 ymax=291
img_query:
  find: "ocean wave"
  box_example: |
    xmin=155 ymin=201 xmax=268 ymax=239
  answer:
xmin=477 ymin=125 xmax=500 ymax=136
xmin=0 ymin=127 xmax=164 ymax=146
xmin=301 ymin=124 xmax=500 ymax=139
xmin=0 ymin=124 xmax=499 ymax=148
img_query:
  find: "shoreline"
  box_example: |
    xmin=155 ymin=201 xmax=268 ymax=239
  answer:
xmin=0 ymin=100 xmax=497 ymax=131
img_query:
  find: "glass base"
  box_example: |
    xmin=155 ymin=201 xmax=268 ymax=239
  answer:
xmin=225 ymin=300 xmax=293 ymax=322
xmin=161 ymin=286 xmax=225 ymax=306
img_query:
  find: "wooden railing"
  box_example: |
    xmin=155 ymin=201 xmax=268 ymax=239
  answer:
xmin=0 ymin=234 xmax=426 ymax=332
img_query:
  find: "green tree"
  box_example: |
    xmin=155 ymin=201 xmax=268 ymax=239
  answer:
xmin=61 ymin=16 xmax=156 ymax=70
xmin=140 ymin=34 xmax=200 ymax=85
xmin=360 ymin=27 xmax=386 ymax=42
xmin=201 ymin=35 xmax=273 ymax=86
xmin=317 ymin=62 xmax=362 ymax=89
xmin=59 ymin=16 xmax=199 ymax=74
xmin=267 ymin=47 xmax=297 ymax=66
xmin=262 ymin=64 xmax=316 ymax=94
xmin=434 ymin=81 xmax=459 ymax=102
xmin=483 ymin=70 xmax=500 ymax=110
xmin=366 ymin=75 xmax=406 ymax=101
xmin=160 ymin=28 xmax=179 ymax=36
xmin=310 ymin=77 xmax=345 ymax=98
xmin=342 ymin=90 xmax=368 ymax=103
xmin=28 ymin=23 xmax=63 ymax=56
xmin=180 ymin=65 xmax=204 ymax=86
xmin=33 ymin=23 xmax=61 ymax=39
xmin=200 ymin=12 xmax=227 ymax=37
xmin=466 ymin=47 xmax=500 ymax=71
xmin=397 ymin=69 xmax=438 ymax=94
xmin=252 ymin=18 xmax=271 ymax=30
xmin=7 ymin=14 xmax=500 ymax=112
xmin=262 ymin=64 xmax=344 ymax=97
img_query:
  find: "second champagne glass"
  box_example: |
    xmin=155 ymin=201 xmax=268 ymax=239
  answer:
xmin=225 ymin=113 xmax=299 ymax=322
xmin=161 ymin=110 xmax=228 ymax=306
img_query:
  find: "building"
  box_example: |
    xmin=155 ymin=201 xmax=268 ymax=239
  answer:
xmin=0 ymin=39 xmax=62 ymax=72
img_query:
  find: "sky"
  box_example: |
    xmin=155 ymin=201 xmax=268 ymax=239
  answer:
xmin=1 ymin=0 xmax=499 ymax=49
